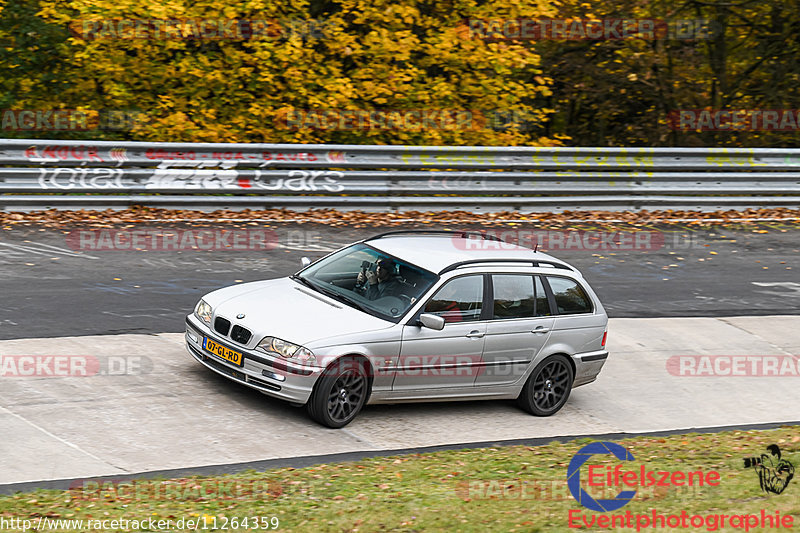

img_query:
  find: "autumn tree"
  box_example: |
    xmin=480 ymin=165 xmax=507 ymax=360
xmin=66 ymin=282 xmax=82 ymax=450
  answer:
xmin=542 ymin=0 xmax=800 ymax=147
xmin=2 ymin=0 xmax=564 ymax=146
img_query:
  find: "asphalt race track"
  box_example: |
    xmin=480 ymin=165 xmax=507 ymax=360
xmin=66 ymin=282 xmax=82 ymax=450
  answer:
xmin=1 ymin=222 xmax=799 ymax=490
xmin=0 ymin=223 xmax=798 ymax=339
xmin=1 ymin=315 xmax=799 ymax=489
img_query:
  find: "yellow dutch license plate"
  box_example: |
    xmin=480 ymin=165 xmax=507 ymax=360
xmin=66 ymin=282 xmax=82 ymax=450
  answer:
xmin=203 ymin=338 xmax=243 ymax=366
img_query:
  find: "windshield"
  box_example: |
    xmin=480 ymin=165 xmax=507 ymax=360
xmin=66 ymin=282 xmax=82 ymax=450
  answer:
xmin=295 ymin=243 xmax=439 ymax=322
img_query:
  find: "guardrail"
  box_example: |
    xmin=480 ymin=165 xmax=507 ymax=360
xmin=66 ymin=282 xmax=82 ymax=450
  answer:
xmin=1 ymin=139 xmax=799 ymax=212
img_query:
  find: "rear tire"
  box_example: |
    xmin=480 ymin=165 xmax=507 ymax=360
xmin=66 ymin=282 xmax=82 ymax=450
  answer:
xmin=517 ymin=354 xmax=574 ymax=416
xmin=306 ymin=357 xmax=368 ymax=428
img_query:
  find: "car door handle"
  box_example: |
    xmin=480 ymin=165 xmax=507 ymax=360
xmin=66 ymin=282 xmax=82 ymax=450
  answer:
xmin=465 ymin=330 xmax=485 ymax=338
xmin=532 ymin=327 xmax=550 ymax=334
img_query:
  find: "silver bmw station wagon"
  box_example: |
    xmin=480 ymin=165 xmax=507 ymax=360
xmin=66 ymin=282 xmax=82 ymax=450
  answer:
xmin=185 ymin=231 xmax=609 ymax=427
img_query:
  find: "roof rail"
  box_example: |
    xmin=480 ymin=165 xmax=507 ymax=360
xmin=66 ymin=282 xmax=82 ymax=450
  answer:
xmin=367 ymin=230 xmax=504 ymax=242
xmin=439 ymin=259 xmax=573 ymax=275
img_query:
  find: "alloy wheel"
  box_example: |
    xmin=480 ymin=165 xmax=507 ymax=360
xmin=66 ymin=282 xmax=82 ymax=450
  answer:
xmin=531 ymin=358 xmax=571 ymax=412
xmin=326 ymin=370 xmax=366 ymax=424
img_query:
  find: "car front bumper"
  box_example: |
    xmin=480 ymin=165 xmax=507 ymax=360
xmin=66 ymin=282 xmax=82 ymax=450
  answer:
xmin=185 ymin=315 xmax=322 ymax=404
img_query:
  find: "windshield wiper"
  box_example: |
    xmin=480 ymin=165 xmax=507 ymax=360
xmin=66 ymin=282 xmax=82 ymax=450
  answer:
xmin=290 ymin=274 xmax=318 ymax=292
xmin=292 ymin=274 xmax=378 ymax=316
xmin=326 ymin=290 xmax=373 ymax=315
xmin=306 ymin=279 xmax=374 ymax=314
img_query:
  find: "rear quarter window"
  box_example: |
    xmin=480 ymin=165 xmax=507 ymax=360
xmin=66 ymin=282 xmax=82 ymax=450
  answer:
xmin=547 ymin=276 xmax=593 ymax=315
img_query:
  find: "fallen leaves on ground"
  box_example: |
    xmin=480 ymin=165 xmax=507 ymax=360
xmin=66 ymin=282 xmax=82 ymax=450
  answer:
xmin=1 ymin=206 xmax=800 ymax=230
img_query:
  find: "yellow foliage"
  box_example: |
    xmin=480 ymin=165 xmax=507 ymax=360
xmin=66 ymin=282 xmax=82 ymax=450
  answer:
xmin=2 ymin=0 xmax=562 ymax=146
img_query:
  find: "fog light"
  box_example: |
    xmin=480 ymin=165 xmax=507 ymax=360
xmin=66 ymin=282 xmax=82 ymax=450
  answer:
xmin=262 ymin=370 xmax=286 ymax=382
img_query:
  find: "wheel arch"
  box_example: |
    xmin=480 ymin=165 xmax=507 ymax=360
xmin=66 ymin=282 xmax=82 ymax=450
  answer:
xmin=535 ymin=350 xmax=577 ymax=385
xmin=317 ymin=353 xmax=375 ymax=404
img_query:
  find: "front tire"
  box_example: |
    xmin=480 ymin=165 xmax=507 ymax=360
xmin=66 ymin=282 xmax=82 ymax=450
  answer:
xmin=517 ymin=354 xmax=574 ymax=416
xmin=306 ymin=357 xmax=369 ymax=428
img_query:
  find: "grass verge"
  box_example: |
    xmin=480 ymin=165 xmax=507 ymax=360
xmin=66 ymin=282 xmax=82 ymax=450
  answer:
xmin=1 ymin=427 xmax=799 ymax=532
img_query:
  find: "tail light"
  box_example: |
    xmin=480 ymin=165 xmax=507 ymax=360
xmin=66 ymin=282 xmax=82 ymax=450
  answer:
xmin=601 ymin=331 xmax=607 ymax=347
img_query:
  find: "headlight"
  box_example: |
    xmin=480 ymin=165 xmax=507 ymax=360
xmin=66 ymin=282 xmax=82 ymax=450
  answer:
xmin=194 ymin=300 xmax=213 ymax=325
xmin=271 ymin=337 xmax=297 ymax=358
xmin=257 ymin=337 xmax=316 ymax=365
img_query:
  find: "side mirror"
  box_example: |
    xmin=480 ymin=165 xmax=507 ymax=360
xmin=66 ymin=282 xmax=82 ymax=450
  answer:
xmin=300 ymin=257 xmax=311 ymax=267
xmin=419 ymin=313 xmax=445 ymax=331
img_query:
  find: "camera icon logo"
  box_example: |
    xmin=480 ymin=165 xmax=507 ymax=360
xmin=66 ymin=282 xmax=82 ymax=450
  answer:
xmin=743 ymin=444 xmax=795 ymax=495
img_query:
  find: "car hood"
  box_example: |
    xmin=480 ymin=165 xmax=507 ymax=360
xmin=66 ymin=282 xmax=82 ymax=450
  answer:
xmin=202 ymin=277 xmax=392 ymax=347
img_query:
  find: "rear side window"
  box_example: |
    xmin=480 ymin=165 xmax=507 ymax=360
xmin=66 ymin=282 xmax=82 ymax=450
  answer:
xmin=492 ymin=275 xmax=534 ymax=319
xmin=547 ymin=277 xmax=593 ymax=315
xmin=424 ymin=275 xmax=484 ymax=323
xmin=491 ymin=275 xmax=552 ymax=318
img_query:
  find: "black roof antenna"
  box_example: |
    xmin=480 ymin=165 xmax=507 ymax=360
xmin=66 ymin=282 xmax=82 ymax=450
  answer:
xmin=534 ymin=242 xmax=539 ymax=253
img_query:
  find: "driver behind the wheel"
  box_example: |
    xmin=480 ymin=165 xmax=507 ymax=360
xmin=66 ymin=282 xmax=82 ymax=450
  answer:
xmin=356 ymin=258 xmax=404 ymax=300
